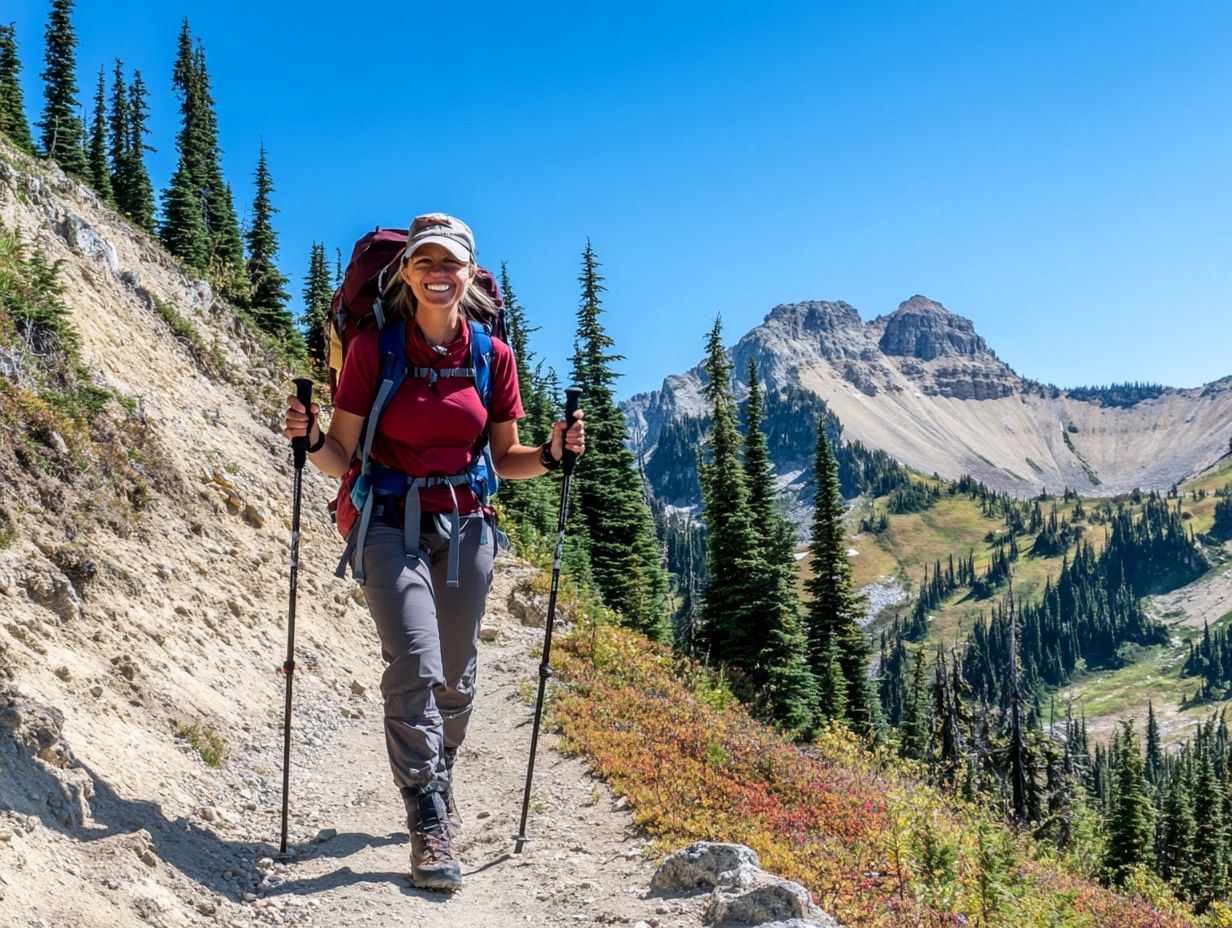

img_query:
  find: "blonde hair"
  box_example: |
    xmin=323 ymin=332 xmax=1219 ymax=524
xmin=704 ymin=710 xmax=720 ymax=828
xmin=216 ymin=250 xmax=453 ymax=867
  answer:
xmin=380 ymin=264 xmax=498 ymax=326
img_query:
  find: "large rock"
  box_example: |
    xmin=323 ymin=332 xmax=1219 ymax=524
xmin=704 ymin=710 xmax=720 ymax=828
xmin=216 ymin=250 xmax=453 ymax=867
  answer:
xmin=651 ymin=841 xmax=761 ymax=892
xmin=58 ymin=212 xmax=119 ymax=275
xmin=704 ymin=870 xmax=835 ymax=927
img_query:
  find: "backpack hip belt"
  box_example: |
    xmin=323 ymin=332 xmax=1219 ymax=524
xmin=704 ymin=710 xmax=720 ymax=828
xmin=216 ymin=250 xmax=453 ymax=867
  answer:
xmin=334 ymin=464 xmax=487 ymax=588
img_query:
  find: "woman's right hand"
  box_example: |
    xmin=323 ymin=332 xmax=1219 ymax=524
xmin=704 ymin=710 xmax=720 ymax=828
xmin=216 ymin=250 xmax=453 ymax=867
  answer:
xmin=283 ymin=395 xmax=321 ymax=446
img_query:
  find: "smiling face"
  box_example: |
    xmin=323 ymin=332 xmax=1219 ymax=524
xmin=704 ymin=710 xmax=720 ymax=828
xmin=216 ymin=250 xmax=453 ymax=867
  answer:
xmin=400 ymin=242 xmax=475 ymax=312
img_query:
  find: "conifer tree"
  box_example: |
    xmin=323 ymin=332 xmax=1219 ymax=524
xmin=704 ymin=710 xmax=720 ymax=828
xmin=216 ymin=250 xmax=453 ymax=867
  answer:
xmin=245 ymin=144 xmax=298 ymax=351
xmin=161 ymin=21 xmax=242 ymax=283
xmin=697 ymin=316 xmax=761 ymax=673
xmin=1191 ymin=725 xmax=1227 ymax=906
xmin=494 ymin=263 xmax=557 ymax=540
xmin=0 ymin=23 xmax=36 ymax=153
xmin=301 ymin=242 xmax=332 ymax=368
xmin=124 ymin=71 xmax=156 ymax=233
xmin=1145 ymin=701 xmax=1163 ymax=785
xmin=899 ymin=646 xmax=929 ymax=759
xmin=192 ymin=41 xmax=243 ymax=281
xmin=1104 ymin=721 xmax=1155 ymax=884
xmin=742 ymin=359 xmax=817 ymax=731
xmin=804 ymin=422 xmax=878 ymax=735
xmin=1158 ymin=759 xmax=1196 ymax=891
xmin=568 ymin=241 xmax=668 ymax=639
xmin=37 ymin=0 xmax=87 ymax=175
xmin=86 ymin=67 xmax=112 ymax=201
xmin=107 ymin=60 xmax=129 ymax=211
xmin=160 ymin=24 xmax=210 ymax=270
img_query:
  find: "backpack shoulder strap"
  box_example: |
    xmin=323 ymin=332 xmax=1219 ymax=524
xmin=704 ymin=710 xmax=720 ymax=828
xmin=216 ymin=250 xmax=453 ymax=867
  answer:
xmin=468 ymin=319 xmax=494 ymax=409
xmin=358 ymin=320 xmax=409 ymax=472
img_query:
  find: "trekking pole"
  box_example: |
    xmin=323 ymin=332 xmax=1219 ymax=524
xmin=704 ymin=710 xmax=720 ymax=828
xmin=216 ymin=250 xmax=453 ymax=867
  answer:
xmin=514 ymin=386 xmax=582 ymax=854
xmin=277 ymin=377 xmax=314 ymax=858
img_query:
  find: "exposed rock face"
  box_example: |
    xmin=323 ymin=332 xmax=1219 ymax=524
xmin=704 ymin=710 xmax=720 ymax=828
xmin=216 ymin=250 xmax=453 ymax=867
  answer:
xmin=877 ymin=295 xmax=992 ymax=361
xmin=625 ymin=295 xmax=1232 ymax=501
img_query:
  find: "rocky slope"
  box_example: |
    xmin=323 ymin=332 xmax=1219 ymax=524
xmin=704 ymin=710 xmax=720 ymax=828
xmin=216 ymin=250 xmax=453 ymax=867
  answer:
xmin=626 ymin=296 xmax=1232 ymax=499
xmin=0 ymin=142 xmax=834 ymax=927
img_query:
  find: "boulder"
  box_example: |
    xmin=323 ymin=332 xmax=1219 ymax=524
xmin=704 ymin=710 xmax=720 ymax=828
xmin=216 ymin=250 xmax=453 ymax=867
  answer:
xmin=651 ymin=841 xmax=761 ymax=892
xmin=704 ymin=870 xmax=833 ymax=927
xmin=58 ymin=213 xmax=119 ymax=275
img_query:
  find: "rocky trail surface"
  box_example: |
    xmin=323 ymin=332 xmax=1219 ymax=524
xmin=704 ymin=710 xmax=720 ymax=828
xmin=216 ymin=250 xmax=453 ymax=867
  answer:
xmin=2 ymin=561 xmax=714 ymax=928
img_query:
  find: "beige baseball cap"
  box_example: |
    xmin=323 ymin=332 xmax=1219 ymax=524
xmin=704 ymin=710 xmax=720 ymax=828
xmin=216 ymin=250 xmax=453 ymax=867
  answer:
xmin=403 ymin=213 xmax=475 ymax=264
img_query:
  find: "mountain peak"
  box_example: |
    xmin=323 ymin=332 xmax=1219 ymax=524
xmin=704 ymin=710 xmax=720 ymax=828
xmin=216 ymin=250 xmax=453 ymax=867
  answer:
xmin=878 ymin=295 xmax=990 ymax=361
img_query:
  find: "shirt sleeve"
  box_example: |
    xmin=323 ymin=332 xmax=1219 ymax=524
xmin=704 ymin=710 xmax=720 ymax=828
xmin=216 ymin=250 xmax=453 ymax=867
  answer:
xmin=489 ymin=337 xmax=525 ymax=424
xmin=333 ymin=330 xmax=380 ymax=417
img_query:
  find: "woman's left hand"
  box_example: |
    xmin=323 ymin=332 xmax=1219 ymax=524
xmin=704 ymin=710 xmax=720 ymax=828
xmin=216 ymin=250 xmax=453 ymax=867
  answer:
xmin=551 ymin=408 xmax=585 ymax=461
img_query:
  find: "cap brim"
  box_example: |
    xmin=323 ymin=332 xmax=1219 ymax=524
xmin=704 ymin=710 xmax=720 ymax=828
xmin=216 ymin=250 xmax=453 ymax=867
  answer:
xmin=405 ymin=235 xmax=472 ymax=263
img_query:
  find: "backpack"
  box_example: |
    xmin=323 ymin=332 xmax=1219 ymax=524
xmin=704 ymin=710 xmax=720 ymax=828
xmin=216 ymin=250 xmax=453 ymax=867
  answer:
xmin=327 ymin=226 xmax=505 ymax=401
xmin=327 ymin=226 xmax=507 ymax=584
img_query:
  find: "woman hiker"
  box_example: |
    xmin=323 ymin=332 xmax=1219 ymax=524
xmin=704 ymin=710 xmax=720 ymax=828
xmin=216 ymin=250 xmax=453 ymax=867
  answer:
xmin=283 ymin=213 xmax=584 ymax=891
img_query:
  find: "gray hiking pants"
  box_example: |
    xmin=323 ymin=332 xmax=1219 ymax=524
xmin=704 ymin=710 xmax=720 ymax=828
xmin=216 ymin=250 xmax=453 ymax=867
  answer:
xmin=357 ymin=513 xmax=495 ymax=790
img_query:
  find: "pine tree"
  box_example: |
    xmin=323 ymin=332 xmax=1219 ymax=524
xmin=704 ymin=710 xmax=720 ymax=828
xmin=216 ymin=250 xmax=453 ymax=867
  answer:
xmin=0 ymin=23 xmax=36 ymax=153
xmin=696 ymin=316 xmax=761 ymax=674
xmin=124 ymin=71 xmax=156 ymax=233
xmin=301 ymin=242 xmax=332 ymax=368
xmin=742 ymin=359 xmax=817 ymax=732
xmin=1145 ymin=701 xmax=1163 ymax=785
xmin=1104 ymin=720 xmax=1155 ymax=885
xmin=245 ymin=144 xmax=298 ymax=351
xmin=899 ymin=646 xmax=929 ymax=760
xmin=1191 ymin=723 xmax=1227 ymax=906
xmin=568 ymin=241 xmax=668 ymax=639
xmin=162 ymin=20 xmax=241 ymax=276
xmin=160 ymin=23 xmax=210 ymax=269
xmin=804 ymin=421 xmax=878 ymax=735
xmin=1158 ymin=758 xmax=1196 ymax=891
xmin=192 ymin=41 xmax=243 ymax=282
xmin=37 ymin=0 xmax=87 ymax=175
xmin=494 ymin=263 xmax=557 ymax=540
xmin=107 ymin=60 xmax=129 ymax=211
xmin=86 ymin=67 xmax=112 ymax=201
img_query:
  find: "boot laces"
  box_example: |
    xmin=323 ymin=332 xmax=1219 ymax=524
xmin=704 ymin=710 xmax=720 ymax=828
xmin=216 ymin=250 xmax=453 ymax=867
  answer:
xmin=419 ymin=826 xmax=450 ymax=864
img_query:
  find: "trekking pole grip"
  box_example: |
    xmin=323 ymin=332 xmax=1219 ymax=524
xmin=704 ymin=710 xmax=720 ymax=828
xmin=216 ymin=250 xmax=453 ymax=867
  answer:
xmin=562 ymin=386 xmax=582 ymax=475
xmin=292 ymin=378 xmax=313 ymax=468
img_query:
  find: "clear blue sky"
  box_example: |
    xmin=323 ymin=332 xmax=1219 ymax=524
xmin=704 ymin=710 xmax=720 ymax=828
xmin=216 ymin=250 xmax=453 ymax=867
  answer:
xmin=7 ymin=1 xmax=1232 ymax=400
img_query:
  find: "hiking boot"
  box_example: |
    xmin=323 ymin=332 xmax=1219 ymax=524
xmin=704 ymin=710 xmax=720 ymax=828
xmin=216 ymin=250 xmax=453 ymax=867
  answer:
xmin=443 ymin=747 xmax=462 ymax=833
xmin=402 ymin=785 xmax=462 ymax=891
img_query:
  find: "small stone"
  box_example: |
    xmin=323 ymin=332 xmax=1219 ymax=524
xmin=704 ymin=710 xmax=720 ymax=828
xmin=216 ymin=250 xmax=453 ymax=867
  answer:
xmin=634 ymin=922 xmax=653 ymax=928
xmin=243 ymin=892 xmax=257 ymax=902
xmin=478 ymin=627 xmax=498 ymax=642
xmin=54 ymin=666 xmax=72 ymax=682
xmin=349 ymin=680 xmax=366 ymax=696
xmin=104 ymin=877 xmax=120 ymax=890
xmin=256 ymin=857 xmax=275 ymax=871
xmin=199 ymin=806 xmax=217 ymax=822
xmin=313 ymin=828 xmax=337 ymax=843
xmin=0 ymin=831 xmax=11 ymax=842
xmin=613 ymin=796 xmax=629 ymax=811
xmin=89 ymin=686 xmax=103 ymax=698
xmin=244 ymin=801 xmax=258 ymax=811
xmin=139 ymin=849 xmax=157 ymax=867
xmin=477 ymin=811 xmax=491 ymax=820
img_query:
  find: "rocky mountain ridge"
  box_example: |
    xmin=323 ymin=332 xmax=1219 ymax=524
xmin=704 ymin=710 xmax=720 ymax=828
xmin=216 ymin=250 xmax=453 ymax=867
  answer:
xmin=626 ymin=295 xmax=1232 ymax=499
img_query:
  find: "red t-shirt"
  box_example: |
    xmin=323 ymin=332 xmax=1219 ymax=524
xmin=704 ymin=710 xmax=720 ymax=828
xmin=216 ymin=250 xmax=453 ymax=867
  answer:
xmin=334 ymin=320 xmax=524 ymax=514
